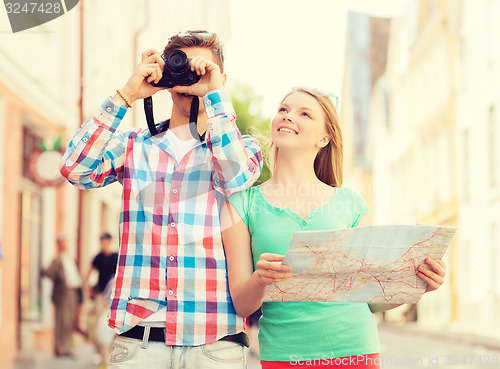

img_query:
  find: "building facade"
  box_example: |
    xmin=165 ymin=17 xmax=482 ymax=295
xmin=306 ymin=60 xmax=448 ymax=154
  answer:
xmin=343 ymin=0 xmax=500 ymax=338
xmin=455 ymin=0 xmax=500 ymax=335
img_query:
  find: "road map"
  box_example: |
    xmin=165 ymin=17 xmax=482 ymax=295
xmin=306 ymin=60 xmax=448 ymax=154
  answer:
xmin=264 ymin=225 xmax=456 ymax=304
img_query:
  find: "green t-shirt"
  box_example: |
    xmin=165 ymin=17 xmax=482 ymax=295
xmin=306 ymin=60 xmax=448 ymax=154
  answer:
xmin=228 ymin=186 xmax=380 ymax=362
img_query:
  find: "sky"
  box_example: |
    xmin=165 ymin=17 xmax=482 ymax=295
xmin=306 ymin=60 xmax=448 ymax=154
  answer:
xmin=224 ymin=0 xmax=408 ymax=118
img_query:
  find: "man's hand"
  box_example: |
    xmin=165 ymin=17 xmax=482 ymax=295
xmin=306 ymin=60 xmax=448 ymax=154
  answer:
xmin=170 ymin=56 xmax=225 ymax=97
xmin=115 ymin=49 xmax=166 ymax=105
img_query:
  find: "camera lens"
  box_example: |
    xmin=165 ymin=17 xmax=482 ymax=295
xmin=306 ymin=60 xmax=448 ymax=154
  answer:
xmin=166 ymin=49 xmax=189 ymax=73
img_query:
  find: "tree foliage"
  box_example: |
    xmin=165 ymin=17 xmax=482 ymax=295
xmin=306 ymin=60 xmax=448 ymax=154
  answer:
xmin=229 ymin=82 xmax=271 ymax=185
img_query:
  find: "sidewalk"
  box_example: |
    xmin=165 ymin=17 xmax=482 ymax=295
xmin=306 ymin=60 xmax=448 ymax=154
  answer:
xmin=379 ymin=322 xmax=500 ymax=352
xmin=12 ymin=341 xmax=99 ymax=369
xmin=12 ymin=335 xmax=261 ymax=369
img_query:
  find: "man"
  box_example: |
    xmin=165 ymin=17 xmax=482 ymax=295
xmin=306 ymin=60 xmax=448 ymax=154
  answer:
xmin=86 ymin=232 xmax=118 ymax=299
xmin=85 ymin=232 xmax=118 ymax=364
xmin=43 ymin=236 xmax=82 ymax=357
xmin=60 ymin=30 xmax=262 ymax=368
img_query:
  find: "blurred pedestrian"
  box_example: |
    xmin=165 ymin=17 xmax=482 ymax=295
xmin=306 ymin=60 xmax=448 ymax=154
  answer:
xmin=85 ymin=232 xmax=118 ymax=365
xmin=86 ymin=232 xmax=118 ymax=300
xmin=43 ymin=236 xmax=83 ymax=357
xmin=60 ymin=30 xmax=262 ymax=368
xmin=221 ymin=87 xmax=447 ymax=368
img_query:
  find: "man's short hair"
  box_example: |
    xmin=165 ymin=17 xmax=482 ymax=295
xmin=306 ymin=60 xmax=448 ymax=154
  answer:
xmin=162 ymin=30 xmax=224 ymax=72
xmin=100 ymin=232 xmax=112 ymax=240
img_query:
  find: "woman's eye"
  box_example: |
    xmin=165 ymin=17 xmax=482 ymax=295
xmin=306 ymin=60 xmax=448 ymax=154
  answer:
xmin=278 ymin=107 xmax=287 ymax=113
xmin=301 ymin=112 xmax=311 ymax=118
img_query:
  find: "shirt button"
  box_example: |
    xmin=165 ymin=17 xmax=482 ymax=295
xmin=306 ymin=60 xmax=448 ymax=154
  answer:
xmin=302 ymin=221 xmax=307 ymax=226
xmin=170 ymin=222 xmax=175 ymax=227
xmin=168 ymin=290 xmax=174 ymax=296
xmin=106 ymin=107 xmax=112 ymax=112
xmin=172 ymin=189 xmax=177 ymax=194
xmin=169 ymin=255 xmax=175 ymax=261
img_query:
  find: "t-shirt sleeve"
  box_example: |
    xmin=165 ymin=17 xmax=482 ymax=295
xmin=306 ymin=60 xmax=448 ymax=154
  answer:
xmin=92 ymin=255 xmax=99 ymax=269
xmin=226 ymin=189 xmax=250 ymax=228
xmin=349 ymin=188 xmax=369 ymax=227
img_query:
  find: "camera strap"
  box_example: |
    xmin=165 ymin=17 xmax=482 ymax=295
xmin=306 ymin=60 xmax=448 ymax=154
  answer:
xmin=144 ymin=95 xmax=205 ymax=141
xmin=188 ymin=95 xmax=205 ymax=141
xmin=144 ymin=96 xmax=159 ymax=136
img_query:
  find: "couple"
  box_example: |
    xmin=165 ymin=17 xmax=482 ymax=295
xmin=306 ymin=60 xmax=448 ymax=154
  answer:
xmin=61 ymin=30 xmax=446 ymax=369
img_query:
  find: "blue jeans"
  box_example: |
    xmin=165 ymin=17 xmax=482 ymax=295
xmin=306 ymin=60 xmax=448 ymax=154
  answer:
xmin=108 ymin=334 xmax=247 ymax=369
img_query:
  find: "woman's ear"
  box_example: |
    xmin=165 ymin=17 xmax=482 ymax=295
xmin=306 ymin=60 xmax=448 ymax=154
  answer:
xmin=317 ymin=135 xmax=330 ymax=149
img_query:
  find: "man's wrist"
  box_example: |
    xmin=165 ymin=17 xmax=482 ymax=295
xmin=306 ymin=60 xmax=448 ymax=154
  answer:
xmin=113 ymin=87 xmax=138 ymax=106
xmin=115 ymin=90 xmax=133 ymax=108
xmin=204 ymin=90 xmax=233 ymax=118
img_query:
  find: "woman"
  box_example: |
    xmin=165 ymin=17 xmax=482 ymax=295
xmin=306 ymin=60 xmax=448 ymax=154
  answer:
xmin=220 ymin=87 xmax=446 ymax=368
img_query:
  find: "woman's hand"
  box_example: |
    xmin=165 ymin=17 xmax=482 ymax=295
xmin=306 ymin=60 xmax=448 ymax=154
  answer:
xmin=418 ymin=258 xmax=446 ymax=292
xmin=255 ymin=253 xmax=293 ymax=286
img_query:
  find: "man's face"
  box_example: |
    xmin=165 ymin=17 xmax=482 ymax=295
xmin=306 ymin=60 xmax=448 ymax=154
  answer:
xmin=169 ymin=47 xmax=223 ymax=119
xmin=100 ymin=238 xmax=111 ymax=251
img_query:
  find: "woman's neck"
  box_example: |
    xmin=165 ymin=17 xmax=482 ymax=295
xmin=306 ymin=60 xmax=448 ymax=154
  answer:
xmin=270 ymin=150 xmax=320 ymax=187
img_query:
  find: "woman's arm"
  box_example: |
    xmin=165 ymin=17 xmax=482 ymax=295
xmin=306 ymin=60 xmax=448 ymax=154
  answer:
xmin=369 ymin=257 xmax=447 ymax=313
xmin=220 ymin=201 xmax=292 ymax=317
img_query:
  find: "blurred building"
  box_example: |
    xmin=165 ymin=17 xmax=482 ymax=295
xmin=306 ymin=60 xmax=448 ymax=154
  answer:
xmin=371 ymin=0 xmax=460 ymax=326
xmin=0 ymin=5 xmax=81 ymax=367
xmin=342 ymin=0 xmax=500 ymax=339
xmin=0 ymin=1 xmax=231 ymax=368
xmin=456 ymin=0 xmax=500 ymax=336
xmin=341 ymin=12 xmax=391 ymax=224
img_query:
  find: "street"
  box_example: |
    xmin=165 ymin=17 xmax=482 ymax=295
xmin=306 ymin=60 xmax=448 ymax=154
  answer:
xmin=378 ymin=324 xmax=500 ymax=369
xmin=247 ymin=324 xmax=500 ymax=369
xmin=12 ymin=323 xmax=500 ymax=369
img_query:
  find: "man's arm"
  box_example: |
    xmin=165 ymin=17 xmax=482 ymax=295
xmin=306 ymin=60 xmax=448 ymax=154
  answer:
xmin=60 ymin=49 xmax=167 ymax=189
xmin=59 ymin=100 xmax=129 ymax=189
xmin=203 ymin=91 xmax=263 ymax=197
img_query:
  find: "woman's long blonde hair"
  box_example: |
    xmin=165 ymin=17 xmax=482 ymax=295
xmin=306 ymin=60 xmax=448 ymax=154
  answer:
xmin=267 ymin=87 xmax=344 ymax=187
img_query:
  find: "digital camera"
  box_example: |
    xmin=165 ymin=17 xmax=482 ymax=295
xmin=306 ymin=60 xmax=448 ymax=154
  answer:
xmin=151 ymin=49 xmax=200 ymax=88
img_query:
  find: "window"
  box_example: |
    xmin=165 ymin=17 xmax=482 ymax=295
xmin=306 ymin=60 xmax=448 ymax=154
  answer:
xmin=492 ymin=221 xmax=500 ymax=296
xmin=19 ymin=126 xmax=44 ymax=323
xmin=22 ymin=126 xmax=42 ymax=181
xmin=19 ymin=190 xmax=43 ymax=322
xmin=490 ymin=105 xmax=499 ymax=187
xmin=462 ymin=129 xmax=470 ymax=201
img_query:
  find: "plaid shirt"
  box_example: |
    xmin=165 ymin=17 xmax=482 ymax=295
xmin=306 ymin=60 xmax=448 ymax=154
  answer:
xmin=60 ymin=90 xmax=262 ymax=346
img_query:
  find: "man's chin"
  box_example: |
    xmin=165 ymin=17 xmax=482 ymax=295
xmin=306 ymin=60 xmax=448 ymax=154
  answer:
xmin=177 ymin=92 xmax=196 ymax=99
